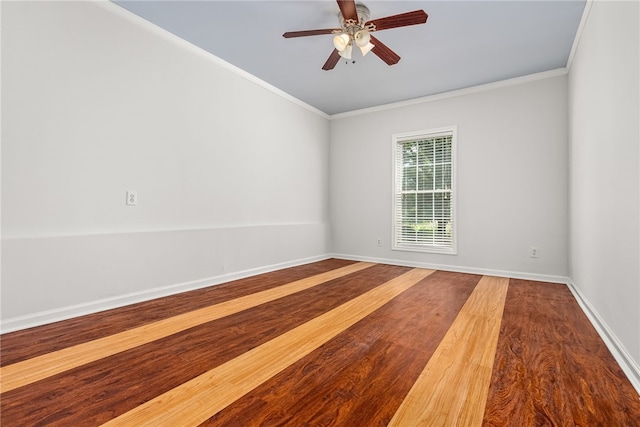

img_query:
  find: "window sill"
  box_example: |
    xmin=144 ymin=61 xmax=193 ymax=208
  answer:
xmin=392 ymin=245 xmax=457 ymax=255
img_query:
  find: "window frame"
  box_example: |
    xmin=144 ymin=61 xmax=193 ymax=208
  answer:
xmin=392 ymin=126 xmax=458 ymax=255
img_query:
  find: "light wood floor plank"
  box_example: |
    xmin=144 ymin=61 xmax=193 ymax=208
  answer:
xmin=101 ymin=268 xmax=435 ymax=427
xmin=0 ymin=262 xmax=374 ymax=393
xmin=388 ymin=275 xmax=509 ymax=427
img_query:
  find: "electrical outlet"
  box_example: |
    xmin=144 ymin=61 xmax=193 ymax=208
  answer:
xmin=529 ymin=246 xmax=539 ymax=258
xmin=126 ymin=191 xmax=138 ymax=206
xmin=376 ymin=238 xmax=382 ymax=247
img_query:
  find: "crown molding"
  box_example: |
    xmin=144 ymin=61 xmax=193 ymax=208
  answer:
xmin=330 ymin=68 xmax=568 ymax=120
xmin=96 ymin=1 xmax=330 ymax=120
xmin=566 ymin=0 xmax=594 ymax=70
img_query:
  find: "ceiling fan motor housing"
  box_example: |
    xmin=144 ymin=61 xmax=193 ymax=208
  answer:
xmin=339 ymin=3 xmax=373 ymax=35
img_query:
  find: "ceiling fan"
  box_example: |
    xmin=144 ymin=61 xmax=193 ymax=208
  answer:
xmin=283 ymin=0 xmax=428 ymax=70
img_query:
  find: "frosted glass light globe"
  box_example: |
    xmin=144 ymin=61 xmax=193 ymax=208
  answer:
xmin=333 ymin=33 xmax=350 ymax=51
xmin=354 ymin=30 xmax=371 ymax=47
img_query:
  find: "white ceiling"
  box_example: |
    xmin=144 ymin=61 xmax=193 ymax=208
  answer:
xmin=113 ymin=0 xmax=586 ymax=115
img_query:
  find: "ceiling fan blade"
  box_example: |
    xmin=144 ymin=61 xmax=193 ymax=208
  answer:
xmin=337 ymin=0 xmax=358 ymax=22
xmin=322 ymin=49 xmax=342 ymax=71
xmin=366 ymin=10 xmax=428 ymax=32
xmin=283 ymin=29 xmax=339 ymax=38
xmin=370 ymin=35 xmax=401 ymax=66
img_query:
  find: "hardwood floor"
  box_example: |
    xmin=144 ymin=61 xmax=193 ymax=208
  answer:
xmin=1 ymin=259 xmax=639 ymax=426
xmin=388 ymin=276 xmax=509 ymax=426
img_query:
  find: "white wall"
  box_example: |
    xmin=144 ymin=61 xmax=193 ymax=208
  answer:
xmin=568 ymin=0 xmax=640 ymax=376
xmin=330 ymin=75 xmax=568 ymax=280
xmin=1 ymin=1 xmax=330 ymax=329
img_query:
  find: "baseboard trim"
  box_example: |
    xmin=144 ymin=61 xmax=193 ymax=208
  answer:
xmin=330 ymin=253 xmax=569 ymax=284
xmin=0 ymin=254 xmax=331 ymax=334
xmin=565 ymin=279 xmax=640 ymax=395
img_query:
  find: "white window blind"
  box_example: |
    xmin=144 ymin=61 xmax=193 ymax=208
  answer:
xmin=393 ymin=128 xmax=456 ymax=254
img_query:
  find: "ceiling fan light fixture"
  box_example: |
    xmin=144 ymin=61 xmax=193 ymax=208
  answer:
xmin=333 ymin=33 xmax=350 ymax=52
xmin=354 ymin=29 xmax=371 ymax=47
xmin=359 ymin=41 xmax=375 ymax=56
xmin=338 ymin=43 xmax=352 ymax=59
xmin=283 ymin=0 xmax=429 ymax=70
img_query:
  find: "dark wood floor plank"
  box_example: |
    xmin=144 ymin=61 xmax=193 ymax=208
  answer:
xmin=483 ymin=278 xmax=640 ymax=426
xmin=0 ymin=263 xmax=406 ymax=426
xmin=200 ymin=271 xmax=481 ymax=426
xmin=0 ymin=258 xmax=356 ymax=365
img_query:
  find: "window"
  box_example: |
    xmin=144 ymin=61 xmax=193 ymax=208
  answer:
xmin=393 ymin=127 xmax=456 ymax=254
